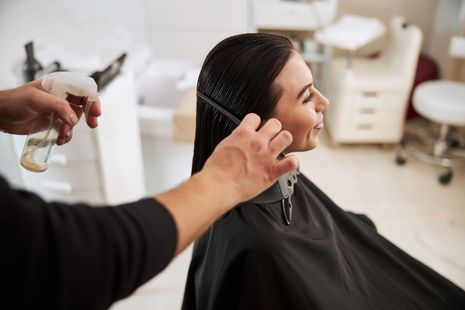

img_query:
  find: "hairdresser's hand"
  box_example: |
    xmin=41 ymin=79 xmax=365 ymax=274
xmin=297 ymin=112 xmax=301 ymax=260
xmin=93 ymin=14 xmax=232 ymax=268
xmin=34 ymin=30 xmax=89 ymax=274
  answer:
xmin=203 ymin=113 xmax=299 ymax=206
xmin=0 ymin=80 xmax=101 ymax=145
xmin=156 ymin=113 xmax=298 ymax=255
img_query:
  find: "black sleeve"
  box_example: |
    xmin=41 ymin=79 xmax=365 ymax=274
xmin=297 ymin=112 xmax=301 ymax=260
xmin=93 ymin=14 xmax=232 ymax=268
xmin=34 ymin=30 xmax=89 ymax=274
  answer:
xmin=0 ymin=175 xmax=177 ymax=310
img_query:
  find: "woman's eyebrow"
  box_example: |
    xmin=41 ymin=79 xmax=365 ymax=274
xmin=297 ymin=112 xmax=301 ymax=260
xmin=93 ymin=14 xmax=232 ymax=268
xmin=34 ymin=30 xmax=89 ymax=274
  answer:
xmin=297 ymin=83 xmax=313 ymax=99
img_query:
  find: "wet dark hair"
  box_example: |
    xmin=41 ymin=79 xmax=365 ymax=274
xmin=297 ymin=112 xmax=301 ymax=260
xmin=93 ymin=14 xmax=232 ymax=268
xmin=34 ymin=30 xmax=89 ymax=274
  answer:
xmin=192 ymin=33 xmax=295 ymax=174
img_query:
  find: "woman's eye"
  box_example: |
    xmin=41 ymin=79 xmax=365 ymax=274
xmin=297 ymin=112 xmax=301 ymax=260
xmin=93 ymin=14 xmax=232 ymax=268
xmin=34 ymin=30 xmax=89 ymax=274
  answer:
xmin=303 ymin=93 xmax=314 ymax=104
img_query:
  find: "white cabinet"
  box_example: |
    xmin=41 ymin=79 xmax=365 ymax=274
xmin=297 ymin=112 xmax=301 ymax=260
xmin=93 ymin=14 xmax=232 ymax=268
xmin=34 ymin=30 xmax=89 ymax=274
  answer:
xmin=326 ymin=83 xmax=407 ymax=143
xmin=324 ymin=17 xmax=422 ymax=144
xmin=16 ymin=71 xmax=145 ymax=205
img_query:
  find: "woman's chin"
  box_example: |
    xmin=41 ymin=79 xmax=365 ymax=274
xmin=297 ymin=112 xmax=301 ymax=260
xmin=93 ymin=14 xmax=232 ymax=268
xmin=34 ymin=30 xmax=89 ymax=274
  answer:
xmin=306 ymin=136 xmax=319 ymax=150
xmin=307 ymin=142 xmax=318 ymax=151
xmin=285 ymin=136 xmax=320 ymax=153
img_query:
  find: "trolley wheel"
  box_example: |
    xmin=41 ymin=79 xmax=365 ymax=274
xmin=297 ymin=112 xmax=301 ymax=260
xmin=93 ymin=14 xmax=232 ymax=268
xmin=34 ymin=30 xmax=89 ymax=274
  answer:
xmin=439 ymin=170 xmax=453 ymax=185
xmin=395 ymin=155 xmax=407 ymax=166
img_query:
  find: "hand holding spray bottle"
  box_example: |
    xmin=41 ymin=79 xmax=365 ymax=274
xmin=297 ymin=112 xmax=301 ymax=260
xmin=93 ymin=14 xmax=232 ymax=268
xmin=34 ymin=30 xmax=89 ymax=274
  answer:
xmin=20 ymin=72 xmax=98 ymax=173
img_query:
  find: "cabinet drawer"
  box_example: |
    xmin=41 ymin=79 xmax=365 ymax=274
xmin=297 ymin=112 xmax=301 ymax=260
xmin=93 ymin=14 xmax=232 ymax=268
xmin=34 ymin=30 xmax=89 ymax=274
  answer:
xmin=354 ymin=91 xmax=404 ymax=109
xmin=23 ymin=161 xmax=102 ymax=190
xmin=349 ymin=91 xmax=405 ymax=140
xmin=348 ymin=118 xmax=404 ymax=142
xmin=350 ymin=105 xmax=404 ymax=124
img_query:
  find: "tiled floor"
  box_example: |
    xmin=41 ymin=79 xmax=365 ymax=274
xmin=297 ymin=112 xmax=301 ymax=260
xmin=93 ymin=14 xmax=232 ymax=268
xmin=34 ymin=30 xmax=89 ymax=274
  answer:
xmin=112 ymin=126 xmax=465 ymax=309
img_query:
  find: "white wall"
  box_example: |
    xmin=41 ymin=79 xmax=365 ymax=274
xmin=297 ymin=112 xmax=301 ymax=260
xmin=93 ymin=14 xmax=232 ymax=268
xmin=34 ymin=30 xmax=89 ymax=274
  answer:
xmin=427 ymin=0 xmax=464 ymax=76
xmin=145 ymin=0 xmax=248 ymax=61
xmin=0 ymin=0 xmax=248 ymax=89
xmin=2 ymin=0 xmax=462 ymax=87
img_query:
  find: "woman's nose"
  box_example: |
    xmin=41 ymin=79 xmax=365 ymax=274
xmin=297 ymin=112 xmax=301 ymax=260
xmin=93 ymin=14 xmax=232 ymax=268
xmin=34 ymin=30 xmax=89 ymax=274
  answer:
xmin=317 ymin=93 xmax=330 ymax=111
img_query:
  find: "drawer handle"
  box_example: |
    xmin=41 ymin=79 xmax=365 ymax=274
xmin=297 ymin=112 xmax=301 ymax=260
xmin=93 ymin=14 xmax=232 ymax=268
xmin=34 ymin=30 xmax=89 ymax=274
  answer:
xmin=40 ymin=181 xmax=73 ymax=194
xmin=356 ymin=124 xmax=373 ymax=130
xmin=361 ymin=91 xmax=378 ymax=97
xmin=359 ymin=108 xmax=376 ymax=114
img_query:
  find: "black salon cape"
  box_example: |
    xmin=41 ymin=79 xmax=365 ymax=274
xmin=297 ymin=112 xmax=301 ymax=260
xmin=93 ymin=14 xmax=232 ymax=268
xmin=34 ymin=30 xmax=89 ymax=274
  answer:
xmin=182 ymin=174 xmax=465 ymax=310
xmin=0 ymin=176 xmax=177 ymax=310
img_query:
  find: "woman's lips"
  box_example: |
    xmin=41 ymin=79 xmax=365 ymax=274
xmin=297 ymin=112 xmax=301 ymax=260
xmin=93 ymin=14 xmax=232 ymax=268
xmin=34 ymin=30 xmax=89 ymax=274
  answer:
xmin=314 ymin=122 xmax=324 ymax=130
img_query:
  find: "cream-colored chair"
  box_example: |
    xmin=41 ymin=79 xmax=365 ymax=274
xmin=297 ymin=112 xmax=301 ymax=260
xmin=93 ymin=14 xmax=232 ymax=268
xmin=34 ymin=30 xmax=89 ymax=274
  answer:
xmin=324 ymin=16 xmax=422 ymax=144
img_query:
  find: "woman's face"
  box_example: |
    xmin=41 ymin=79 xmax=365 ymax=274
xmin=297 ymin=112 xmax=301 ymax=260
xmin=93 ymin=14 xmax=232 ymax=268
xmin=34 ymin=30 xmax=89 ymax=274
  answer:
xmin=273 ymin=52 xmax=329 ymax=152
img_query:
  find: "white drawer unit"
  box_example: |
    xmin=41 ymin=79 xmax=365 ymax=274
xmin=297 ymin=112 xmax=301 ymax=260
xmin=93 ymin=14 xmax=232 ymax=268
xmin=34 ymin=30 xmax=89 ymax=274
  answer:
xmin=323 ymin=17 xmax=422 ymax=144
xmin=326 ymin=87 xmax=409 ymax=144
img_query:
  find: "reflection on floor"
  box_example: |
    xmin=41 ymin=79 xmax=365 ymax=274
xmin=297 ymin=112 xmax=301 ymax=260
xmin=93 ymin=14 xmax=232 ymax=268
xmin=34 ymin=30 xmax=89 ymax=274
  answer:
xmin=112 ymin=129 xmax=465 ymax=310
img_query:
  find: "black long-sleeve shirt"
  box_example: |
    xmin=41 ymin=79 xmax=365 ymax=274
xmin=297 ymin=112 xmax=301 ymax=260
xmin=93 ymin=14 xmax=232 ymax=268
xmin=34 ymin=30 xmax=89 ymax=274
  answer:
xmin=0 ymin=175 xmax=177 ymax=309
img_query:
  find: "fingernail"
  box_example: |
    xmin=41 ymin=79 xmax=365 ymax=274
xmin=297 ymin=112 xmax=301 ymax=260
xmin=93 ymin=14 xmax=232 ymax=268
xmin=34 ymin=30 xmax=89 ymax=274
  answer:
xmin=42 ymin=78 xmax=53 ymax=91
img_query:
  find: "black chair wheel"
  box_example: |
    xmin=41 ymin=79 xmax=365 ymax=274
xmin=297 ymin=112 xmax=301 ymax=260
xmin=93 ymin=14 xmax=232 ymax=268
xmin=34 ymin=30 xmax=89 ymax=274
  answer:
xmin=439 ymin=170 xmax=453 ymax=185
xmin=449 ymin=139 xmax=460 ymax=148
xmin=395 ymin=155 xmax=407 ymax=166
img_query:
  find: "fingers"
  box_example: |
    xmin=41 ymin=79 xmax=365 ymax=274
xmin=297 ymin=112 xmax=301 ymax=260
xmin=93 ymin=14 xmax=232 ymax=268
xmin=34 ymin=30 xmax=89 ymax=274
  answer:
xmin=272 ymin=155 xmax=299 ymax=179
xmin=56 ymin=100 xmax=100 ymax=144
xmin=84 ymin=100 xmax=101 ymax=128
xmin=56 ymin=123 xmax=73 ymax=145
xmin=237 ymin=113 xmax=260 ymax=131
xmin=257 ymin=118 xmax=282 ymax=141
xmin=35 ymin=79 xmax=101 ymax=130
xmin=269 ymin=130 xmax=293 ymax=157
xmin=202 ymin=111 xmax=299 ymax=204
xmin=39 ymin=77 xmax=53 ymax=92
xmin=232 ymin=115 xmax=292 ymax=158
xmin=239 ymin=116 xmax=284 ymax=145
xmin=33 ymin=87 xmax=79 ymax=127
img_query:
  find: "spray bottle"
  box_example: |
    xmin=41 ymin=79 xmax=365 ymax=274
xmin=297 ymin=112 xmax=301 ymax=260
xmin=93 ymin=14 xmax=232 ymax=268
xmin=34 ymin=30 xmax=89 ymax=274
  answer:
xmin=20 ymin=72 xmax=98 ymax=172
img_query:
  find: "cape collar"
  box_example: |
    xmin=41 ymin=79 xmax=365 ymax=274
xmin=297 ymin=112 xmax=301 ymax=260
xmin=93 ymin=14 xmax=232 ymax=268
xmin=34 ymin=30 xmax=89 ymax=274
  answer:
xmin=248 ymin=169 xmax=299 ymax=204
xmin=243 ymin=169 xmax=299 ymax=225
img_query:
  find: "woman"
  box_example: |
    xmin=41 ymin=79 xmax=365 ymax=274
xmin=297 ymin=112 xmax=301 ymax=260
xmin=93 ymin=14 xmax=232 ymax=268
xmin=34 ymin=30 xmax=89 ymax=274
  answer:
xmin=182 ymin=33 xmax=465 ymax=310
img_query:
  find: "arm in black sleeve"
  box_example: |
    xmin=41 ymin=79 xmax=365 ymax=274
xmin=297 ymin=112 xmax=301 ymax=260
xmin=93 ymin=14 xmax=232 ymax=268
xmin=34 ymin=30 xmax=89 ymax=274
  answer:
xmin=0 ymin=176 xmax=177 ymax=310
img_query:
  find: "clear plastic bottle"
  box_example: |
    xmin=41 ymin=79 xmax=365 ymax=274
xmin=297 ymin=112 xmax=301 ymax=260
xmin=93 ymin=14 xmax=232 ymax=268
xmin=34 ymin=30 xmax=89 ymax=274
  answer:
xmin=20 ymin=72 xmax=98 ymax=173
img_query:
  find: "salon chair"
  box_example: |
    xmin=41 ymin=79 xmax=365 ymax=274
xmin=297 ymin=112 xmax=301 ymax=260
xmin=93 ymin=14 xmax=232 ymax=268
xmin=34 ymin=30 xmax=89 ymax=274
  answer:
xmin=396 ymin=36 xmax=465 ymax=185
